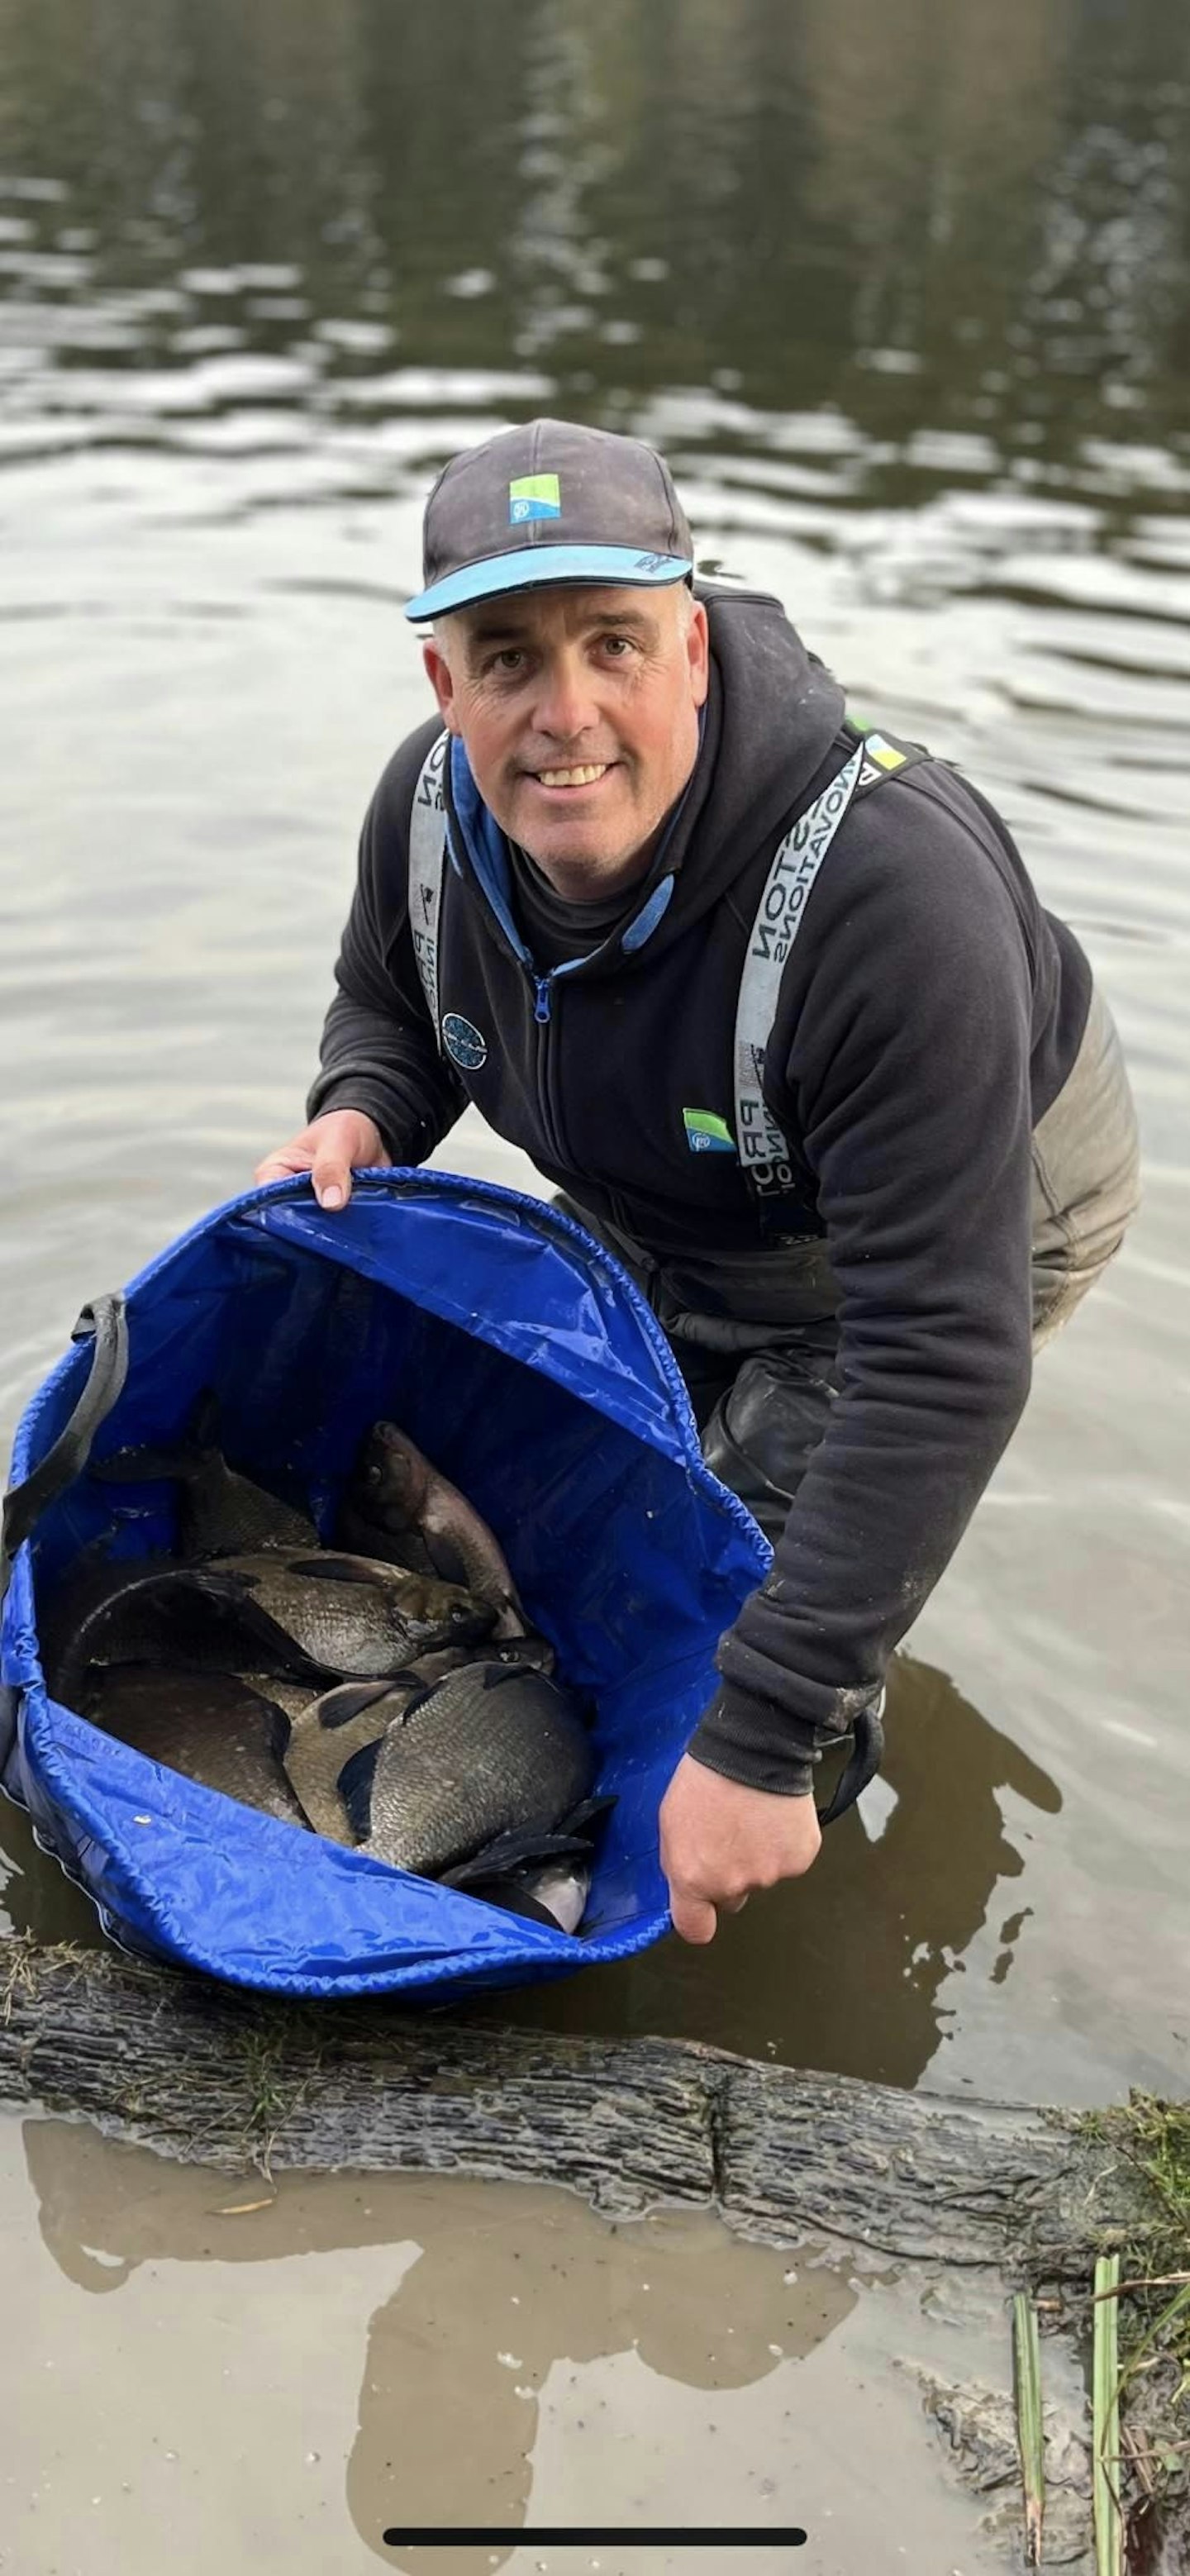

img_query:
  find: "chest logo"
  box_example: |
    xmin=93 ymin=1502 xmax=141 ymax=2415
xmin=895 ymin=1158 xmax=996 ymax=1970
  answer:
xmin=442 ymin=1012 xmax=488 ymax=1071
xmin=683 ymin=1107 xmax=736 ymax=1155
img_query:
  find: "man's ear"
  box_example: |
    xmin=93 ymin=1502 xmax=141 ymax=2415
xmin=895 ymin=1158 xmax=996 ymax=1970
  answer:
xmin=687 ymin=598 xmax=710 ymax=709
xmin=421 ymin=639 xmax=459 ymax=733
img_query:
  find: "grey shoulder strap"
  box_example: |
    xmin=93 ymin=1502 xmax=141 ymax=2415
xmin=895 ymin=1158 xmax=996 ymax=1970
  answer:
xmin=407 ymin=731 xmax=450 ymax=1051
xmin=735 ymin=738 xmax=865 ymax=1202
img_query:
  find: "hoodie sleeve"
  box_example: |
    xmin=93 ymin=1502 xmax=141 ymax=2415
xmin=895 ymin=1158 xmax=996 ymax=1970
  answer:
xmin=690 ymin=775 xmax=1037 ymax=1794
xmin=306 ymin=723 xmax=467 ymax=1162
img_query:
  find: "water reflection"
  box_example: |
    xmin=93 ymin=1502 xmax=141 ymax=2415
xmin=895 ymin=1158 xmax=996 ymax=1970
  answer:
xmin=1 ymin=0 xmax=1187 ymax=480
xmin=488 ymin=1650 xmax=1062 ymax=2085
xmin=23 ymin=2121 xmax=859 ymax=2569
xmin=0 ymin=1793 xmax=102 ymax=1949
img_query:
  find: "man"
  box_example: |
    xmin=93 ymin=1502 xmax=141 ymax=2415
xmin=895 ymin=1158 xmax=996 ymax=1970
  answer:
xmin=257 ymin=418 xmax=1140 ymax=1943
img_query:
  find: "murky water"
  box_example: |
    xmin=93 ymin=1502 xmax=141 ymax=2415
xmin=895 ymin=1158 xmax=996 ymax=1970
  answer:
xmin=2 ymin=0 xmax=1188 ymax=2563
xmin=7 ymin=2116 xmax=1040 ymax=2574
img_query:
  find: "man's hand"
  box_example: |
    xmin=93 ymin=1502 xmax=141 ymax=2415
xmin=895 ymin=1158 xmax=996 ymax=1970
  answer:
xmin=254 ymin=1109 xmax=388 ymax=1212
xmin=658 ymin=1754 xmax=822 ymax=1945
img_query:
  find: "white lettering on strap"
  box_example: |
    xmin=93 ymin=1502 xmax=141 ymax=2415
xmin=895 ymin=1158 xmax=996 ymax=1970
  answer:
xmin=407 ymin=731 xmax=450 ymax=1050
xmin=734 ymin=740 xmax=864 ymax=1195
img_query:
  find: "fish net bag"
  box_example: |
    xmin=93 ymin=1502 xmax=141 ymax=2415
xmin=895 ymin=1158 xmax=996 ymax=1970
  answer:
xmin=0 ymin=1171 xmax=766 ymax=1997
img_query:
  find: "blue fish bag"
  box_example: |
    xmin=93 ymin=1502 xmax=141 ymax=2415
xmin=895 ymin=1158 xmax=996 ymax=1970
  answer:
xmin=0 ymin=1171 xmax=768 ymax=1998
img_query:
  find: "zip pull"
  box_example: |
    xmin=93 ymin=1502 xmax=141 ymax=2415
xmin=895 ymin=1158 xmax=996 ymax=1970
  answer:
xmin=533 ymin=977 xmax=552 ymax=1026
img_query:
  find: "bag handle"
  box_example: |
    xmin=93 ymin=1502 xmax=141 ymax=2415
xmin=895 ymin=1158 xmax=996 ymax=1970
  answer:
xmin=0 ymin=1293 xmax=129 ymax=1603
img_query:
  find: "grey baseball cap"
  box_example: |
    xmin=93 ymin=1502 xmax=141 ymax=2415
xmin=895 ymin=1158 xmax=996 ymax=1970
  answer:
xmin=404 ymin=417 xmax=694 ymax=621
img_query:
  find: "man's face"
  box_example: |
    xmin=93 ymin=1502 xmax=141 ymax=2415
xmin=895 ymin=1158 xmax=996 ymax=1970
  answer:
xmin=421 ymin=583 xmax=709 ymax=898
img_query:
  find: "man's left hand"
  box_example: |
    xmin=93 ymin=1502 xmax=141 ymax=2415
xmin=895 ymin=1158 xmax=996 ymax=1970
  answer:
xmin=658 ymin=1754 xmax=822 ymax=1945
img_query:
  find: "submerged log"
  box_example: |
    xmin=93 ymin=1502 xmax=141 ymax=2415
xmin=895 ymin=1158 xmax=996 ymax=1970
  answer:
xmin=0 ymin=1934 xmax=1150 ymax=2274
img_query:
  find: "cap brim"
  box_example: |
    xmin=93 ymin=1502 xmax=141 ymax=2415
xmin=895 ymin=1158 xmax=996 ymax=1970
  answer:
xmin=405 ymin=544 xmax=693 ymax=623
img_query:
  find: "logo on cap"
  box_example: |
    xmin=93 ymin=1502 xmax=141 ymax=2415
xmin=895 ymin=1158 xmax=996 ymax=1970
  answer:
xmin=509 ymin=473 xmax=561 ymax=525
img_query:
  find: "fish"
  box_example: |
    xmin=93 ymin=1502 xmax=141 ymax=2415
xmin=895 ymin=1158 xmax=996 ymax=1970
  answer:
xmin=187 ymin=1551 xmax=496 ymax=1678
xmin=40 ymin=1555 xmax=312 ymax=1712
xmin=441 ymin=1793 xmax=615 ymax=1933
xmin=336 ymin=1422 xmax=531 ymax=1642
xmin=81 ymin=1664 xmax=312 ymax=1827
xmin=341 ymin=1657 xmax=595 ymax=1879
xmin=90 ymin=1389 xmax=318 ymax=1558
xmin=450 ymin=1859 xmax=593 ymax=1935
xmin=278 ymin=1653 xmax=469 ymax=1844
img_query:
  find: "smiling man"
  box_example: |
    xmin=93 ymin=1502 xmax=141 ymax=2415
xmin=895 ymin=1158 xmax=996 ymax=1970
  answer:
xmin=257 ymin=417 xmax=1140 ymax=1942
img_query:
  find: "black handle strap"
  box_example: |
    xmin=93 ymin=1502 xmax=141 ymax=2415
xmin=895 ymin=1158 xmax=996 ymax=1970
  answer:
xmin=0 ymin=1293 xmax=129 ymax=1604
xmin=816 ymin=1697 xmax=884 ymax=1828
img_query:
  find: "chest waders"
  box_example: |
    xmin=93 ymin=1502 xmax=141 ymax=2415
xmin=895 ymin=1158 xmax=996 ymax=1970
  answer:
xmin=406 ymin=723 xmax=931 ymax=1828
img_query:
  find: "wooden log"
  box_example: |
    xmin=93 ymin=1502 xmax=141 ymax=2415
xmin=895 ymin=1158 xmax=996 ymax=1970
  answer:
xmin=0 ymin=1934 xmax=1146 ymax=2274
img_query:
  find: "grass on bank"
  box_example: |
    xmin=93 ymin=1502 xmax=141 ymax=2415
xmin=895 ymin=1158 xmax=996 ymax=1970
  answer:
xmin=1092 ymin=2254 xmax=1123 ymax=2576
xmin=1074 ymin=2097 xmax=1190 ymax=2534
xmin=1013 ymin=2289 xmax=1045 ymax=2566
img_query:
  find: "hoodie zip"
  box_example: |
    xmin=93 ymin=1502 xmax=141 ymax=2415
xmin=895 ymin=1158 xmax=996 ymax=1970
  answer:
xmin=529 ymin=969 xmax=571 ymax=1167
xmin=445 ymin=731 xmax=707 ymax=1183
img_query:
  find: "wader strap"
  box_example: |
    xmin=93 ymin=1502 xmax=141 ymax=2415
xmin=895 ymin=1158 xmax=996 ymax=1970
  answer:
xmin=734 ymin=726 xmax=931 ymax=1211
xmin=735 ymin=739 xmax=865 ymax=1202
xmin=407 ymin=731 xmax=450 ymax=1050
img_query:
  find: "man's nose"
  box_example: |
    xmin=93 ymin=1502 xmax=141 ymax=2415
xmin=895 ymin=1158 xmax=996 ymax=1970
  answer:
xmin=531 ymin=650 xmax=598 ymax=740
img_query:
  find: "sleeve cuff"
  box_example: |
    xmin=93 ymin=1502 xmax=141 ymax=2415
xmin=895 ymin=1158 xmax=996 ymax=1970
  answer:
xmin=303 ymin=1076 xmax=412 ymax=1164
xmin=686 ymin=1685 xmax=820 ymax=1797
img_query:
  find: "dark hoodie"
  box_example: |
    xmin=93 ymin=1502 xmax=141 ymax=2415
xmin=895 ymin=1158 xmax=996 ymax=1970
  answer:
xmin=309 ymin=588 xmax=1092 ymax=1793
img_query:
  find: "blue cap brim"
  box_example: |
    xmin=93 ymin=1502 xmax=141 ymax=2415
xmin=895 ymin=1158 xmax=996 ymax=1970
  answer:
xmin=405 ymin=544 xmax=693 ymax=623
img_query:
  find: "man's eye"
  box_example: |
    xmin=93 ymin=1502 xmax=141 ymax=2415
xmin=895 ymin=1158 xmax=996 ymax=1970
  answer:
xmin=602 ymin=636 xmax=633 ymax=657
xmin=492 ymin=649 xmax=525 ymax=673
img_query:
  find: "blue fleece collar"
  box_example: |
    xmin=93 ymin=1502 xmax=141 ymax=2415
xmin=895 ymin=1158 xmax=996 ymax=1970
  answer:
xmin=448 ymin=712 xmax=703 ymax=977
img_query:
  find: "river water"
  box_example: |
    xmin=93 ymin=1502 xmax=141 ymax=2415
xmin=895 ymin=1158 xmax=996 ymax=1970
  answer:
xmin=1 ymin=2 xmax=1187 ymax=2567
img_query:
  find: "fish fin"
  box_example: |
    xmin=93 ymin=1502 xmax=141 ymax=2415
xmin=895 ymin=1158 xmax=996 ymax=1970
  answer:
xmin=493 ymin=1597 xmax=532 ymax=1640
xmin=337 ymin=1736 xmax=383 ymax=1840
xmin=315 ymin=1680 xmax=394 ymax=1731
xmin=479 ymin=1659 xmax=551 ymax=1695
xmin=185 ymin=1571 xmax=331 ymax=1674
xmin=421 ymin=1530 xmax=471 ymax=1591
xmin=443 ymin=1826 xmax=593 ymax=1886
xmin=392 ymin=1676 xmax=440 ymax=1723
xmin=455 ymin=1878 xmax=564 ymax=1930
xmin=188 ymin=1567 xmax=256 ymax=1601
xmin=554 ymin=1792 xmax=617 ymax=1836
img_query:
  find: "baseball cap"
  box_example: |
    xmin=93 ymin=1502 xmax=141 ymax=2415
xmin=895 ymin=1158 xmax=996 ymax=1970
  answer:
xmin=404 ymin=417 xmax=694 ymax=621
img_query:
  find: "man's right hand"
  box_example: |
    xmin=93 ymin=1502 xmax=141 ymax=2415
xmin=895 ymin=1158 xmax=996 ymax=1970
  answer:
xmin=253 ymin=1109 xmax=388 ymax=1212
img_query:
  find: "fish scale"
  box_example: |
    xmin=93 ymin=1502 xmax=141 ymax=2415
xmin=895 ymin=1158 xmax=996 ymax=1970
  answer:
xmin=355 ymin=1659 xmax=595 ymax=1877
xmin=188 ymin=1550 xmax=495 ymax=1675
